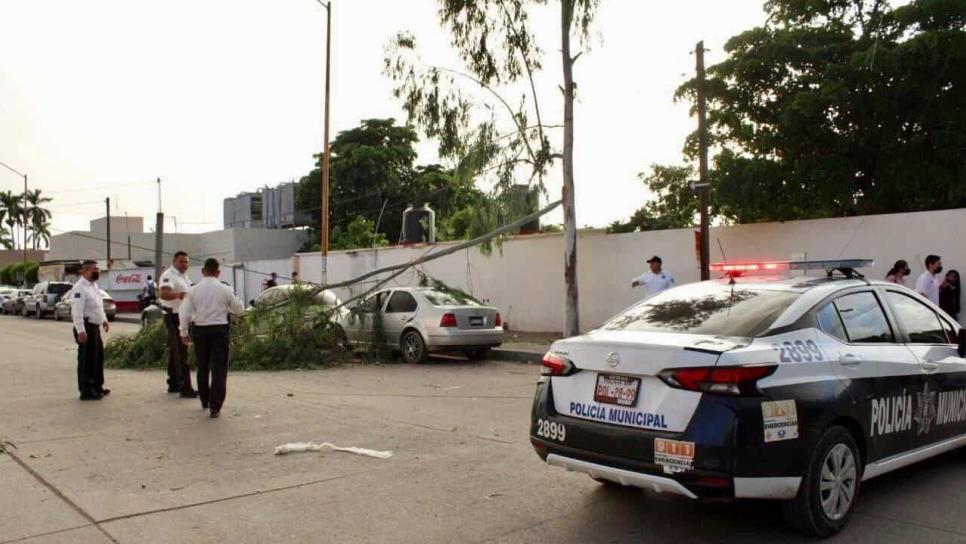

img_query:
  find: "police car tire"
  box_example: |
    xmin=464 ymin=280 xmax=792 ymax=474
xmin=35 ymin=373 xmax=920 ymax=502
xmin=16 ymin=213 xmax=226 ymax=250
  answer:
xmin=782 ymin=426 xmax=861 ymax=538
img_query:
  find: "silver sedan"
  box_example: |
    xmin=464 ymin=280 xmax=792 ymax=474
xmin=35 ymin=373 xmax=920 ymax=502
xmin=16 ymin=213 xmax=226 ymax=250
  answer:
xmin=337 ymin=287 xmax=504 ymax=363
xmin=54 ymin=289 xmax=117 ymax=322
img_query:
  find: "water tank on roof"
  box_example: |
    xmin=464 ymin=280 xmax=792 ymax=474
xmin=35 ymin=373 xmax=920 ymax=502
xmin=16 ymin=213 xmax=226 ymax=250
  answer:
xmin=401 ymin=203 xmax=436 ymax=245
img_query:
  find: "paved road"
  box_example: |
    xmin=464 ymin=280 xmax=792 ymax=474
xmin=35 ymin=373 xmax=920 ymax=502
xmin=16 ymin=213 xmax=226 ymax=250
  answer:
xmin=1 ymin=315 xmax=966 ymax=543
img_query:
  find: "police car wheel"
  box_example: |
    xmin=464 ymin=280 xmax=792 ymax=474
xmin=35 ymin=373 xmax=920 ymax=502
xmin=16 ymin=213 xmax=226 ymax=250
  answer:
xmin=783 ymin=426 xmax=861 ymax=537
xmin=401 ymin=330 xmax=428 ymax=364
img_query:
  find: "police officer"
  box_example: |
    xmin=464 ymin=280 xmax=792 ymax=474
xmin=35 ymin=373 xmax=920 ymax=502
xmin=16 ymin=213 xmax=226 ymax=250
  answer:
xmin=179 ymin=258 xmax=244 ymax=418
xmin=159 ymin=251 xmax=197 ymax=397
xmin=71 ymin=260 xmax=110 ymax=400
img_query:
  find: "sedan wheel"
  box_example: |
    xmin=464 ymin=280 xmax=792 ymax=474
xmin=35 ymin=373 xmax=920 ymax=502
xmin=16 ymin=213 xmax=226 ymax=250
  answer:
xmin=400 ymin=330 xmax=428 ymax=364
xmin=783 ymin=426 xmax=861 ymax=537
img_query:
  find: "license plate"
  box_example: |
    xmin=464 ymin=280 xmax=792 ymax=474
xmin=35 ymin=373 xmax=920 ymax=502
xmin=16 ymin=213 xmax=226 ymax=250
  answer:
xmin=469 ymin=316 xmax=484 ymax=327
xmin=594 ymin=374 xmax=640 ymax=407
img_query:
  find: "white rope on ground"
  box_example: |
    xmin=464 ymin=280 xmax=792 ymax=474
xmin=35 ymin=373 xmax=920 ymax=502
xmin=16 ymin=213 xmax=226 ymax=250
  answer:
xmin=273 ymin=442 xmax=394 ymax=459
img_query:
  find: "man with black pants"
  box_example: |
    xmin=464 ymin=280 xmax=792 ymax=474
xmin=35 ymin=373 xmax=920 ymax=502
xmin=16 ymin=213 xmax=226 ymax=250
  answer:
xmin=179 ymin=258 xmax=244 ymax=418
xmin=71 ymin=260 xmax=110 ymax=400
xmin=159 ymin=251 xmax=197 ymax=398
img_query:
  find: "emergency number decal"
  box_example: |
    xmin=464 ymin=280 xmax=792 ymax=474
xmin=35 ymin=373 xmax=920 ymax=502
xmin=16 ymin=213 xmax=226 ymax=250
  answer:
xmin=535 ymin=419 xmax=566 ymax=442
xmin=653 ymin=438 xmax=694 ymax=474
xmin=771 ymin=340 xmax=824 ymax=363
xmin=762 ymin=400 xmax=799 ymax=442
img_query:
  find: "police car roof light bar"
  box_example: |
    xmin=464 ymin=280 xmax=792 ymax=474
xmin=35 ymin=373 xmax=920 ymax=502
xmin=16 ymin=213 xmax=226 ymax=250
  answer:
xmin=788 ymin=259 xmax=874 ymax=280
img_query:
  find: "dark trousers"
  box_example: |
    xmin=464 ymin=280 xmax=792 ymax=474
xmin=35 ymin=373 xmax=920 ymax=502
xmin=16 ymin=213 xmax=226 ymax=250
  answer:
xmin=74 ymin=321 xmax=104 ymax=395
xmin=163 ymin=313 xmax=193 ymax=392
xmin=193 ymin=325 xmax=230 ymax=411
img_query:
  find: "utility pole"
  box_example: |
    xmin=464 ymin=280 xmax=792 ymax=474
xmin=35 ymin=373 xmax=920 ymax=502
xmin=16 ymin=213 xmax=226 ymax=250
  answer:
xmin=125 ymin=212 xmax=132 ymax=260
xmin=105 ymin=197 xmax=112 ymax=268
xmin=22 ymin=173 xmax=28 ymax=265
xmin=317 ymin=0 xmax=332 ymax=286
xmin=154 ymin=213 xmax=164 ymax=286
xmin=696 ymin=41 xmax=711 ymax=281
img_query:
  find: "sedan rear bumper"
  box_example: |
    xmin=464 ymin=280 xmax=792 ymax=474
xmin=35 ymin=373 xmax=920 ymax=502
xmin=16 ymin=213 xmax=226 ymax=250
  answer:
xmin=427 ymin=328 xmax=504 ymax=350
xmin=547 ymin=454 xmax=698 ymax=498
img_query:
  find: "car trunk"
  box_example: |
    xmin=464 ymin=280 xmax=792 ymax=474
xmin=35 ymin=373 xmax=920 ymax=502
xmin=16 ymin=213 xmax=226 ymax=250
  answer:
xmin=549 ymin=330 xmax=746 ymax=433
xmin=441 ymin=306 xmax=498 ymax=330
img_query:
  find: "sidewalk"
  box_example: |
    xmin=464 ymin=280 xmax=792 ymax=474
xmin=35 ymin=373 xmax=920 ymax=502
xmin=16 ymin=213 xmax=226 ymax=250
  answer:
xmin=491 ymin=330 xmax=560 ymax=363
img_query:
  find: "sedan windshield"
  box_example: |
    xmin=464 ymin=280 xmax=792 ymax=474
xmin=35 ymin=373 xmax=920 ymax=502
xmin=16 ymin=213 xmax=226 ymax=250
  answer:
xmin=601 ymin=283 xmax=800 ymax=338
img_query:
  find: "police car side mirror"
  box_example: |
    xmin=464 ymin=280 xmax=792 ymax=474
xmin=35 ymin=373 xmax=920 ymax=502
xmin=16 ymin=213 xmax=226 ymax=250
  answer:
xmin=959 ymin=329 xmax=966 ymax=358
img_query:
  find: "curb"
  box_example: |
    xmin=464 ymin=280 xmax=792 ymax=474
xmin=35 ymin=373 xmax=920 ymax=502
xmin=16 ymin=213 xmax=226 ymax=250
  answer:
xmin=489 ymin=348 xmax=544 ymax=364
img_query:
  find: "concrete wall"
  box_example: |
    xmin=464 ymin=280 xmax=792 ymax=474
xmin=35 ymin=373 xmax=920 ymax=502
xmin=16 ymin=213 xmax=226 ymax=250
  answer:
xmin=0 ymin=250 xmax=47 ymax=268
xmin=282 ymin=208 xmax=966 ymax=332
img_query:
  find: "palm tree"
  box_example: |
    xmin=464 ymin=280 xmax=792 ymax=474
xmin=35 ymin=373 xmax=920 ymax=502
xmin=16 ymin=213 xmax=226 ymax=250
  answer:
xmin=25 ymin=189 xmax=52 ymax=250
xmin=0 ymin=191 xmax=21 ymax=250
xmin=0 ymin=209 xmax=12 ymax=250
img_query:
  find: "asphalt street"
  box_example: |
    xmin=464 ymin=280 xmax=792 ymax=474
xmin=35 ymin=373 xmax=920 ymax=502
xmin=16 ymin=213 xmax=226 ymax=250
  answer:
xmin=2 ymin=315 xmax=966 ymax=543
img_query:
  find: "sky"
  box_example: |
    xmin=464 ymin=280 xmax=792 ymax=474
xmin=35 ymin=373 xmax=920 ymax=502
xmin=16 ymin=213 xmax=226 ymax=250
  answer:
xmin=0 ymin=0 xmax=767 ymax=239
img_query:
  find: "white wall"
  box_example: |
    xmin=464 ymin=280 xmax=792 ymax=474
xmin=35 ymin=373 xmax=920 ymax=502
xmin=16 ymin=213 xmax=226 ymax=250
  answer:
xmin=284 ymin=208 xmax=966 ymax=332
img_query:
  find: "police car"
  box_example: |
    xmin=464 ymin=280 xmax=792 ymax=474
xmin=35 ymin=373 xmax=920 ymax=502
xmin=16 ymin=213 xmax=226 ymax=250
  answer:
xmin=530 ymin=260 xmax=966 ymax=537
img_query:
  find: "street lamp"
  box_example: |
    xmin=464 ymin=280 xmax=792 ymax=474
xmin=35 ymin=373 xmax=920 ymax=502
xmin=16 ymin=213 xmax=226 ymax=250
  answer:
xmin=315 ymin=0 xmax=332 ymax=286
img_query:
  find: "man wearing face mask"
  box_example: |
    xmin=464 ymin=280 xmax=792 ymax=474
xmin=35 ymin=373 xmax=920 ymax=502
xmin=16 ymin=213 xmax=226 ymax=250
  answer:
xmin=71 ymin=260 xmax=110 ymax=400
xmin=916 ymin=254 xmax=944 ymax=305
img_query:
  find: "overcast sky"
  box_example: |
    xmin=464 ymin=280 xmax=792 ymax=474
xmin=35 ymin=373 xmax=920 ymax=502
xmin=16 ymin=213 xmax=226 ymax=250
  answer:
xmin=0 ymin=0 xmax=765 ymax=237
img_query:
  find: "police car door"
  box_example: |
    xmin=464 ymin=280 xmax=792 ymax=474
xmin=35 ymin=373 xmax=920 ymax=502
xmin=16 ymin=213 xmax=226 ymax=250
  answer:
xmin=883 ymin=290 xmax=966 ymax=449
xmin=816 ymin=289 xmax=921 ymax=462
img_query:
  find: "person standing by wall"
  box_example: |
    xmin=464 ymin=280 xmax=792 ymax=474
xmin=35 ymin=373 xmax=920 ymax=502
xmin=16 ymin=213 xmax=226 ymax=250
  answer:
xmin=159 ymin=251 xmax=197 ymax=398
xmin=71 ymin=260 xmax=110 ymax=400
xmin=264 ymin=272 xmax=278 ymax=290
xmin=179 ymin=258 xmax=244 ymax=418
xmin=939 ymin=270 xmax=961 ymax=320
xmin=915 ymin=255 xmax=944 ymax=305
xmin=885 ymin=260 xmax=911 ymax=286
xmin=631 ymin=256 xmax=675 ymax=297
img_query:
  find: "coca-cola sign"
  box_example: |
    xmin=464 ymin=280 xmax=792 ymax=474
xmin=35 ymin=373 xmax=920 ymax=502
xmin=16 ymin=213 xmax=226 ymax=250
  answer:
xmin=114 ymin=273 xmax=143 ymax=285
xmin=107 ymin=268 xmax=153 ymax=291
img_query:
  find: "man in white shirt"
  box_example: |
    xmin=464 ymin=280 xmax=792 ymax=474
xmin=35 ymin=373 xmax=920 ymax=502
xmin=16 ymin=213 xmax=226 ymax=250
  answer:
xmin=71 ymin=260 xmax=110 ymax=400
xmin=159 ymin=251 xmax=196 ymax=397
xmin=915 ymin=254 xmax=944 ymax=305
xmin=631 ymin=255 xmax=675 ymax=297
xmin=179 ymin=258 xmax=244 ymax=418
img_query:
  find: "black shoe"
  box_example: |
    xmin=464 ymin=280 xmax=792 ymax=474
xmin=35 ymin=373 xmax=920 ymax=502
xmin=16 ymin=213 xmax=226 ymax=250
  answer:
xmin=80 ymin=392 xmax=103 ymax=401
xmin=209 ymin=410 xmax=220 ymax=419
xmin=99 ymin=389 xmax=111 ymax=396
xmin=180 ymin=390 xmax=199 ymax=399
xmin=201 ymin=401 xmax=209 ymax=410
xmin=167 ymin=387 xmax=180 ymax=394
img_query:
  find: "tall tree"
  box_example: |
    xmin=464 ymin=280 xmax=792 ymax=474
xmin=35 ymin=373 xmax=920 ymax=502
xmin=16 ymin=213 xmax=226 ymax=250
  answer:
xmin=296 ymin=118 xmax=484 ymax=249
xmin=0 ymin=191 xmax=22 ymax=250
xmin=618 ymin=0 xmax=966 ymax=228
xmin=385 ymin=0 xmax=598 ymax=336
xmin=0 ymin=209 xmax=12 ymax=250
xmin=25 ymin=189 xmax=52 ymax=250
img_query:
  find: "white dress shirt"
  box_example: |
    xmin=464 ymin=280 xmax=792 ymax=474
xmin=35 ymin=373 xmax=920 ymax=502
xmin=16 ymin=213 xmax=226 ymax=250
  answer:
xmin=179 ymin=277 xmax=245 ymax=335
xmin=632 ymin=271 xmax=675 ymax=297
xmin=70 ymin=277 xmax=107 ymax=333
xmin=159 ymin=267 xmax=191 ymax=314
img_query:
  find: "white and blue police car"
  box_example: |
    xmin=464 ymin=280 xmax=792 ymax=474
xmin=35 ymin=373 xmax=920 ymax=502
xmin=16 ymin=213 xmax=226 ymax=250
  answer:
xmin=530 ymin=260 xmax=966 ymax=537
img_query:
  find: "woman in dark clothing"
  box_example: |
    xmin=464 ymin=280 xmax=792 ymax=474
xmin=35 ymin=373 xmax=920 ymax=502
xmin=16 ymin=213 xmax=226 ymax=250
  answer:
xmin=939 ymin=269 xmax=961 ymax=320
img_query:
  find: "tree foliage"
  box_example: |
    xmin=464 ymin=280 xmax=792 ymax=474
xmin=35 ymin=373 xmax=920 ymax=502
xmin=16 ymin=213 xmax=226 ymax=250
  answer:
xmin=608 ymin=165 xmax=699 ymax=233
xmin=296 ymin=118 xmax=485 ymax=250
xmin=619 ymin=0 xmax=965 ymax=228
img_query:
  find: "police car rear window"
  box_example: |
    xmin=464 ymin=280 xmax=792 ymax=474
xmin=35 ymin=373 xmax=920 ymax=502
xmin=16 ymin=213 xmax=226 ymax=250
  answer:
xmin=602 ymin=284 xmax=800 ymax=337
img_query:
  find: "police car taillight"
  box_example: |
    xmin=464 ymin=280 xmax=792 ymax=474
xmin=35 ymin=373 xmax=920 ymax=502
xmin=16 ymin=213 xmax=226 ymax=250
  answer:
xmin=541 ymin=352 xmax=575 ymax=376
xmin=659 ymin=365 xmax=776 ymax=396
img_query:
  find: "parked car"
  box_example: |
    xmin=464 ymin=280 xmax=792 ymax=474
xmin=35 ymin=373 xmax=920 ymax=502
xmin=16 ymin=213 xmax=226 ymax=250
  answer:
xmin=54 ymin=289 xmax=117 ymax=322
xmin=1 ymin=288 xmax=29 ymax=315
xmin=2 ymin=289 xmax=31 ymax=315
xmin=22 ymin=282 xmax=73 ymax=319
xmin=337 ymin=287 xmax=504 ymax=363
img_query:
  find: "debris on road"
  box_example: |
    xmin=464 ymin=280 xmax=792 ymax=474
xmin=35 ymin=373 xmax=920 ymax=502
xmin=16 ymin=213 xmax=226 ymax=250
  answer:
xmin=274 ymin=442 xmax=393 ymax=459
